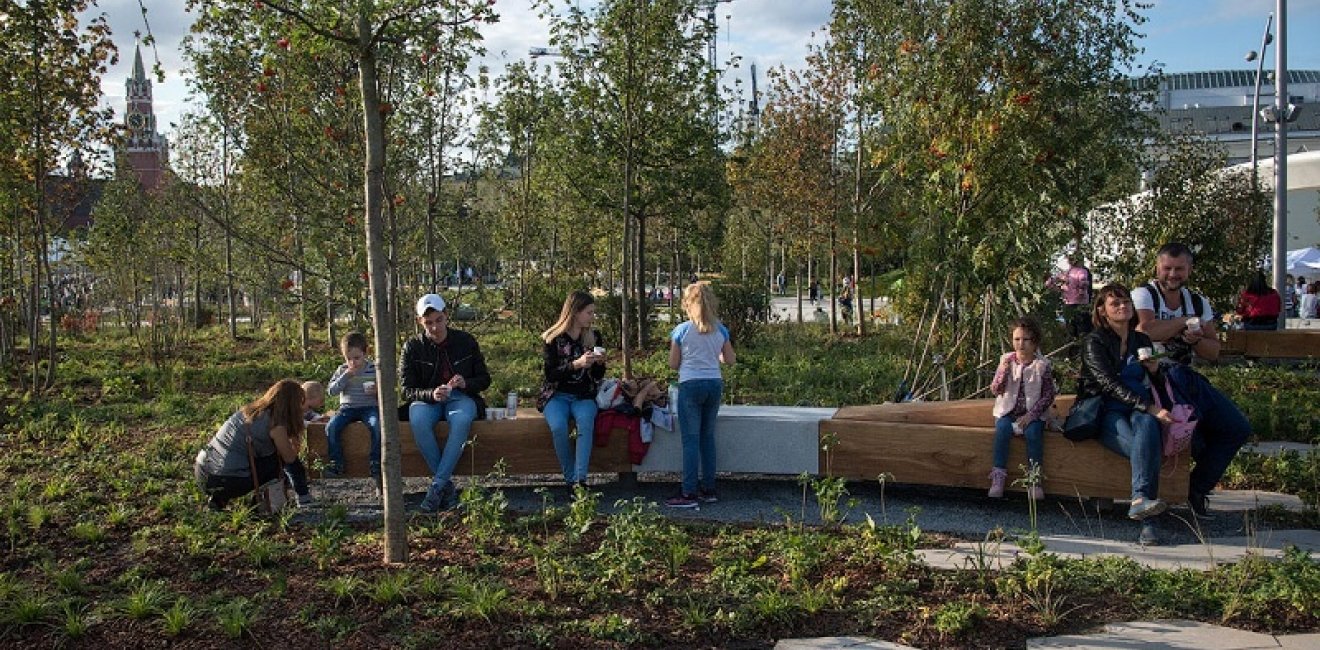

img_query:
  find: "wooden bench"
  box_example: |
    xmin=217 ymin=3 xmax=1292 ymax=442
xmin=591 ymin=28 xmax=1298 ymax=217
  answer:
xmin=819 ymin=397 xmax=1191 ymax=504
xmin=1221 ymin=329 xmax=1320 ymax=360
xmin=305 ymin=414 xmax=636 ymax=478
xmin=309 ymin=399 xmax=1192 ymax=505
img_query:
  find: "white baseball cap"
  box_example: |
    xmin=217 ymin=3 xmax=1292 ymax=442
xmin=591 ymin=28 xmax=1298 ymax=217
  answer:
xmin=415 ymin=293 xmax=446 ymax=316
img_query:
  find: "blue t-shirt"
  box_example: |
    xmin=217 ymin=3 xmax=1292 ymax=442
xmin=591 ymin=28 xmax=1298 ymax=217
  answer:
xmin=670 ymin=321 xmax=730 ymax=383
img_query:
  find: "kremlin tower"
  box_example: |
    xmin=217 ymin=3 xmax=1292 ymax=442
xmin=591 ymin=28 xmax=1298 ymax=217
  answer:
xmin=122 ymin=45 xmax=169 ymax=190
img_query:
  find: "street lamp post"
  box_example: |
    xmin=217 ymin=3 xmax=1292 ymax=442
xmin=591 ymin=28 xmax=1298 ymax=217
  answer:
xmin=1245 ymin=13 xmax=1273 ymax=193
xmin=1271 ymin=0 xmax=1288 ymax=330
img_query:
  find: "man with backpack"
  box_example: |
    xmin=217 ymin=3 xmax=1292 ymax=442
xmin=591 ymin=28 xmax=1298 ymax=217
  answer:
xmin=1132 ymin=242 xmax=1250 ymax=519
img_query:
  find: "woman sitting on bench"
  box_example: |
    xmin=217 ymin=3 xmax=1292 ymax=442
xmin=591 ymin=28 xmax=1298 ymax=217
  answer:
xmin=1077 ymin=284 xmax=1174 ymax=521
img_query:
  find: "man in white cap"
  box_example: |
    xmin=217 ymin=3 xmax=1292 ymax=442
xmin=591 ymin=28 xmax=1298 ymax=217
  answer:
xmin=400 ymin=293 xmax=492 ymax=513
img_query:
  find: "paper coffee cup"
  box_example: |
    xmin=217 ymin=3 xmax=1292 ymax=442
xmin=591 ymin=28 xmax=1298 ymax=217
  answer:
xmin=593 ymin=346 xmax=606 ymax=356
xmin=1137 ymin=347 xmax=1153 ymax=360
xmin=363 ymin=381 xmax=376 ymax=392
xmin=486 ymin=408 xmax=496 ymax=420
xmin=1185 ymin=317 xmax=1201 ymax=333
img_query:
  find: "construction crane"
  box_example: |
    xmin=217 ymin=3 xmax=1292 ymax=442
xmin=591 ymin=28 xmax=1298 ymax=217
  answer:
xmin=699 ymin=0 xmax=733 ymax=77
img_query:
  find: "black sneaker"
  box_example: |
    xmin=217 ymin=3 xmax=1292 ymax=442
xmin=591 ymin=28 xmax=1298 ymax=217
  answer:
xmin=418 ymin=480 xmax=455 ymax=514
xmin=1188 ymin=491 xmax=1214 ymax=520
xmin=1138 ymin=521 xmax=1161 ymax=546
xmin=697 ymin=489 xmax=718 ymax=503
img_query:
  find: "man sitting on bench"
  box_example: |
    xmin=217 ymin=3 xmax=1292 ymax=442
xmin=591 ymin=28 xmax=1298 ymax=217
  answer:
xmin=1132 ymin=242 xmax=1250 ymax=519
xmin=402 ymin=293 xmax=492 ymax=513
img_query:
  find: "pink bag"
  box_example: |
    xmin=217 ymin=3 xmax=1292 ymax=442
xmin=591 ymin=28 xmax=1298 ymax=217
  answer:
xmin=1151 ymin=377 xmax=1196 ymax=457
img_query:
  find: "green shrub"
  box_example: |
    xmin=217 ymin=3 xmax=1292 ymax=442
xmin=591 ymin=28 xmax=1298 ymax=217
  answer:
xmin=713 ymin=283 xmax=770 ymax=346
xmin=513 ymin=276 xmax=591 ymax=336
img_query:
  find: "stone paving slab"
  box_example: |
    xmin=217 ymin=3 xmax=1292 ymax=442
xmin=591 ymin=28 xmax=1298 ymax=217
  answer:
xmin=1027 ymin=619 xmax=1282 ymax=649
xmin=1210 ymin=490 xmax=1308 ymax=513
xmin=1243 ymin=442 xmax=1316 ymax=457
xmin=774 ymin=638 xmax=918 ymax=650
xmin=1276 ymin=633 xmax=1320 ymax=649
xmin=918 ymin=530 xmax=1320 ymax=572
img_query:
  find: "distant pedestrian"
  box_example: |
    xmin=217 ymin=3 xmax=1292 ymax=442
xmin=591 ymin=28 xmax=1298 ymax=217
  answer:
xmin=1235 ymin=270 xmax=1281 ymax=330
xmin=1283 ymin=274 xmax=1297 ymax=317
xmin=809 ymin=279 xmax=820 ymax=305
xmin=1048 ymin=254 xmax=1094 ymax=347
xmin=776 ymin=272 xmax=786 ymax=295
xmin=1300 ymin=281 xmax=1319 ymax=320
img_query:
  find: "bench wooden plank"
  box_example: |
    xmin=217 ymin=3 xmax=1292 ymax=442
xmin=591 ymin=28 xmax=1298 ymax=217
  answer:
xmin=1222 ymin=330 xmax=1320 ymax=359
xmin=833 ymin=397 xmax=1076 ymax=426
xmin=819 ymin=417 xmax=1190 ymax=503
xmin=305 ymin=415 xmax=635 ymax=478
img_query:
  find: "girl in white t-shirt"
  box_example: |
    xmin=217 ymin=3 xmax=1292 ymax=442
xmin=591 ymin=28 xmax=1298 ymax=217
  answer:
xmin=664 ymin=283 xmax=736 ymax=508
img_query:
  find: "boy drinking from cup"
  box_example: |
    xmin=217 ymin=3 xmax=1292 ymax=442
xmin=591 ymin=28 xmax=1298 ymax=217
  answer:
xmin=325 ymin=332 xmax=382 ymax=491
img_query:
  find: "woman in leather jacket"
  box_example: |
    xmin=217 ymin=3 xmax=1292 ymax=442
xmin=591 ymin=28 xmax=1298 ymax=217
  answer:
xmin=1078 ymin=283 xmax=1174 ymax=521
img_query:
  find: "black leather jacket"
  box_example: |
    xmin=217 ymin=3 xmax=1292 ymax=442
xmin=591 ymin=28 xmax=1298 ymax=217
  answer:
xmin=399 ymin=329 xmax=491 ymax=413
xmin=1077 ymin=326 xmax=1154 ymax=412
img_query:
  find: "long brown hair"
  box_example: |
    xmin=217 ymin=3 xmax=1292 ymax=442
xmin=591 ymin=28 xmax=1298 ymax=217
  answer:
xmin=541 ymin=290 xmax=597 ymax=347
xmin=1091 ymin=283 xmax=1134 ymax=332
xmin=241 ymin=379 xmax=306 ymax=440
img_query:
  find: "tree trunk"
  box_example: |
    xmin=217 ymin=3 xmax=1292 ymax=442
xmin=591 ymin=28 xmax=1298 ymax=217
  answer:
xmin=357 ymin=24 xmax=407 ymax=564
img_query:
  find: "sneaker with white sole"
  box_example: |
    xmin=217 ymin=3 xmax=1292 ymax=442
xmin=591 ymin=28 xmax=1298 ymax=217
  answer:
xmin=1127 ymin=497 xmax=1167 ymax=520
xmin=665 ymin=494 xmax=699 ymax=509
xmin=296 ymin=494 xmax=315 ymax=508
xmin=697 ymin=489 xmax=718 ymax=503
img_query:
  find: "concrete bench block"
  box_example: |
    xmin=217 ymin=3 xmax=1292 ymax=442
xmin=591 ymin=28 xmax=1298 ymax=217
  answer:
xmin=635 ymin=405 xmax=836 ymax=475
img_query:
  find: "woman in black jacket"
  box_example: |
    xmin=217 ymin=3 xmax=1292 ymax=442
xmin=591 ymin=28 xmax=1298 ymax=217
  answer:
xmin=541 ymin=291 xmax=607 ymax=487
xmin=1078 ymin=283 xmax=1173 ymax=521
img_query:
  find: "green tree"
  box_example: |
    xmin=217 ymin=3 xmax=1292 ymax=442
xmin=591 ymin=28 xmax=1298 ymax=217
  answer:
xmin=0 ymin=0 xmax=116 ymax=390
xmin=847 ymin=0 xmax=1152 ymax=393
xmin=535 ymin=0 xmax=728 ymax=372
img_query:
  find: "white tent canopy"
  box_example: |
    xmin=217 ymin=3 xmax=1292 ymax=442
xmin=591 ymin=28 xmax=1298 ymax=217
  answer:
xmin=1266 ymin=247 xmax=1320 ymax=276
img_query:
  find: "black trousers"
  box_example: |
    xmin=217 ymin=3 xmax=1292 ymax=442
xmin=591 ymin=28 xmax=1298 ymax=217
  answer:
xmin=195 ymin=456 xmax=309 ymax=510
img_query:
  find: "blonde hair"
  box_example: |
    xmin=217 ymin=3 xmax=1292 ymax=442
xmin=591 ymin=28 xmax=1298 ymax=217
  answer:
xmin=301 ymin=380 xmax=325 ymax=401
xmin=242 ymin=379 xmax=306 ymax=442
xmin=682 ymin=282 xmax=719 ymax=334
xmin=541 ymin=290 xmax=597 ymax=347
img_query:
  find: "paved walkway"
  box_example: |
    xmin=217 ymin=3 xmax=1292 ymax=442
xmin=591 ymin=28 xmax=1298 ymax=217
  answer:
xmin=776 ymin=620 xmax=1320 ymax=649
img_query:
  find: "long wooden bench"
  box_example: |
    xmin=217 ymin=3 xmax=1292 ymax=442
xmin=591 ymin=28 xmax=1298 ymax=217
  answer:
xmin=1221 ymin=329 xmax=1320 ymax=359
xmin=305 ymin=414 xmax=636 ymax=478
xmin=308 ymin=398 xmax=1192 ymax=504
xmin=820 ymin=397 xmax=1191 ymax=504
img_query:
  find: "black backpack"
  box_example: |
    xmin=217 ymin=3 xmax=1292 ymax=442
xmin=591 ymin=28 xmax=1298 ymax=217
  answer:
xmin=1143 ymin=282 xmax=1207 ymax=364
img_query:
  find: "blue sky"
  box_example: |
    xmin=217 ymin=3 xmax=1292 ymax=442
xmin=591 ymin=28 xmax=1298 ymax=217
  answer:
xmin=93 ymin=0 xmax=1320 ymax=137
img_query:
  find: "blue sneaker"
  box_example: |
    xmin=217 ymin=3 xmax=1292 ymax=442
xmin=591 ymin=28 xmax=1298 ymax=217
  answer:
xmin=418 ymin=480 xmax=455 ymax=514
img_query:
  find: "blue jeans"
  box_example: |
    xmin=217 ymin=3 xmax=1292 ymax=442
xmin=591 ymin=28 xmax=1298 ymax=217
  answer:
xmin=677 ymin=378 xmax=723 ymax=496
xmin=992 ymin=415 xmax=1044 ymax=470
xmin=409 ymin=392 xmax=477 ymax=490
xmin=1098 ymin=407 xmax=1163 ymax=500
xmin=543 ymin=392 xmax=598 ymax=483
xmin=1189 ymin=384 xmax=1251 ymax=496
xmin=325 ymin=405 xmax=381 ymax=474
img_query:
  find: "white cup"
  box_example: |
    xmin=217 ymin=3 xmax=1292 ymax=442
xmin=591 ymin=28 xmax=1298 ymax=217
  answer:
xmin=363 ymin=381 xmax=376 ymax=392
xmin=486 ymin=408 xmax=496 ymax=420
xmin=1185 ymin=317 xmax=1202 ymax=333
xmin=1137 ymin=347 xmax=1153 ymax=361
xmin=593 ymin=346 xmax=606 ymax=356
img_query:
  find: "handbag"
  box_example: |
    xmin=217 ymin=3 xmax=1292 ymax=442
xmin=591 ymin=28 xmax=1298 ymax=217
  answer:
xmin=1150 ymin=376 xmax=1197 ymax=457
xmin=535 ymin=383 xmax=556 ymax=413
xmin=246 ymin=426 xmax=288 ymax=515
xmin=596 ymin=377 xmax=625 ymax=410
xmin=1062 ymin=395 xmax=1103 ymax=441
